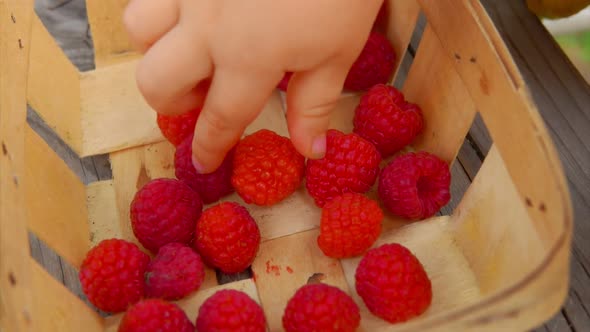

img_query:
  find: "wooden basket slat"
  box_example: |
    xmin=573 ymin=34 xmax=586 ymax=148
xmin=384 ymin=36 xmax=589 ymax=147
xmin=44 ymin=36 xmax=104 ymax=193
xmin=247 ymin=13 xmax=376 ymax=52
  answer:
xmin=85 ymin=0 xmax=136 ymax=67
xmin=79 ymin=61 xmax=163 ymax=156
xmin=86 ymin=180 xmax=124 ymax=246
xmin=27 ymin=14 xmax=82 ymax=154
xmin=251 ymin=229 xmax=352 ymax=331
xmin=404 ymin=24 xmax=477 ymax=164
xmin=25 ymin=126 xmax=91 ymax=268
xmin=29 ymin=258 xmax=103 ymax=332
xmin=1 ymin=2 xmax=37 ymax=331
xmin=418 ymin=0 xmax=572 ymax=246
xmin=382 ymin=0 xmax=421 ymax=80
xmin=26 ymin=21 xmax=164 ymax=157
xmin=434 ymin=245 xmax=570 ymax=332
xmin=453 ymin=145 xmax=545 ymax=294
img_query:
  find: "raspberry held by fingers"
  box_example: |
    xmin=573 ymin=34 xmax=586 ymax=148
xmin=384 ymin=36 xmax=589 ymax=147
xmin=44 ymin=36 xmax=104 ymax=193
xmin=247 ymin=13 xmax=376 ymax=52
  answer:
xmin=157 ymin=108 xmax=200 ymax=146
xmin=231 ymin=129 xmax=305 ymax=206
xmin=305 ymin=129 xmax=381 ymax=207
xmin=175 ymin=136 xmax=235 ymax=204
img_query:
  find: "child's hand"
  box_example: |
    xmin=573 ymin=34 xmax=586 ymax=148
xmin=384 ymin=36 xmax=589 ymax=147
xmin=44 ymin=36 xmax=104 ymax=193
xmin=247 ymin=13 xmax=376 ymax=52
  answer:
xmin=124 ymin=0 xmax=383 ymax=173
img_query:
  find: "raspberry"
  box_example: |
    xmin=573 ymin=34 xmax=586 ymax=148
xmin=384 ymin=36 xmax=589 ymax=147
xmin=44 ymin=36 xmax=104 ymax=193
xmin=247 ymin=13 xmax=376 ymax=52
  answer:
xmin=157 ymin=108 xmax=200 ymax=146
xmin=130 ymin=178 xmax=203 ymax=253
xmin=195 ymin=202 xmax=261 ymax=273
xmin=276 ymin=32 xmax=395 ymax=92
xmin=277 ymin=72 xmax=293 ymax=91
xmin=282 ymin=283 xmax=360 ymax=332
xmin=232 ymin=129 xmax=305 ymax=206
xmin=196 ymin=289 xmax=266 ymax=332
xmin=145 ymin=243 xmax=205 ymax=300
xmin=355 ymin=243 xmax=432 ymax=323
xmin=305 ymin=129 xmax=381 ymax=207
xmin=344 ymin=31 xmax=396 ymax=91
xmin=118 ymin=299 xmax=194 ymax=332
xmin=378 ymin=151 xmax=451 ymax=220
xmin=175 ymin=136 xmax=234 ymax=204
xmin=317 ymin=193 xmax=383 ymax=258
xmin=353 ymin=84 xmax=424 ymax=157
xmin=79 ymin=239 xmax=150 ymax=313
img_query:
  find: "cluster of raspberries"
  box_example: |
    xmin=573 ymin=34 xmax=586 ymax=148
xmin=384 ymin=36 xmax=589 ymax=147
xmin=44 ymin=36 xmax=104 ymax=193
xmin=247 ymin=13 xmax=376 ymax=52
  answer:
xmin=78 ymin=25 xmax=448 ymax=332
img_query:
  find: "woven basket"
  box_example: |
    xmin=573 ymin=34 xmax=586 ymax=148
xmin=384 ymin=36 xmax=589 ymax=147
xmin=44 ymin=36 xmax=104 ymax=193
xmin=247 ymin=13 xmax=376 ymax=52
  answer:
xmin=0 ymin=0 xmax=573 ymax=331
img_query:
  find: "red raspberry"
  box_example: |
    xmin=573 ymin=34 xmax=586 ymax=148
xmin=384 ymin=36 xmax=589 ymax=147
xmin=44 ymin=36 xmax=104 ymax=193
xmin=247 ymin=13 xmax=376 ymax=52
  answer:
xmin=353 ymin=84 xmax=424 ymax=157
xmin=277 ymin=72 xmax=293 ymax=91
xmin=196 ymin=289 xmax=266 ymax=332
xmin=305 ymin=129 xmax=381 ymax=207
xmin=145 ymin=243 xmax=205 ymax=300
xmin=344 ymin=31 xmax=396 ymax=91
xmin=282 ymin=283 xmax=360 ymax=332
xmin=195 ymin=202 xmax=261 ymax=273
xmin=276 ymin=32 xmax=395 ymax=92
xmin=79 ymin=239 xmax=150 ymax=313
xmin=157 ymin=108 xmax=200 ymax=146
xmin=118 ymin=299 xmax=194 ymax=332
xmin=355 ymin=243 xmax=432 ymax=323
xmin=175 ymin=136 xmax=235 ymax=204
xmin=317 ymin=192 xmax=383 ymax=258
xmin=130 ymin=178 xmax=203 ymax=253
xmin=378 ymin=151 xmax=450 ymax=220
xmin=232 ymin=129 xmax=305 ymax=206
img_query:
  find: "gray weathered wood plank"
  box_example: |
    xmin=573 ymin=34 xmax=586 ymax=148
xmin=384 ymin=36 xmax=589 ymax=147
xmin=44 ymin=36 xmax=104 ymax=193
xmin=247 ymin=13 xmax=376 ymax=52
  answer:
xmin=27 ymin=108 xmax=112 ymax=184
xmin=28 ymin=232 xmax=64 ymax=284
xmin=35 ymin=0 xmax=95 ymax=71
xmin=543 ymin=311 xmax=573 ymax=332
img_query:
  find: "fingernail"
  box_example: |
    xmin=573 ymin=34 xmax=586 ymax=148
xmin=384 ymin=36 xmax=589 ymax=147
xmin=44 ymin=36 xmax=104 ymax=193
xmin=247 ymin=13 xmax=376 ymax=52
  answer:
xmin=192 ymin=155 xmax=205 ymax=174
xmin=311 ymin=135 xmax=326 ymax=159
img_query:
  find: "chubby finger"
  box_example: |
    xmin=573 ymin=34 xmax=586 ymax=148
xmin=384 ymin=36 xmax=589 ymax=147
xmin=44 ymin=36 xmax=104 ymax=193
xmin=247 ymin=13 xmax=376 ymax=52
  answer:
xmin=123 ymin=0 xmax=179 ymax=52
xmin=160 ymin=79 xmax=210 ymax=116
xmin=136 ymin=25 xmax=212 ymax=116
xmin=191 ymin=68 xmax=282 ymax=173
xmin=285 ymin=62 xmax=349 ymax=159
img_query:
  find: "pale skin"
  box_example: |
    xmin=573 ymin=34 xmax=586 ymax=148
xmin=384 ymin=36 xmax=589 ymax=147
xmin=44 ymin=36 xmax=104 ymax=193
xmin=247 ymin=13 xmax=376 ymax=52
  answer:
xmin=124 ymin=0 xmax=383 ymax=173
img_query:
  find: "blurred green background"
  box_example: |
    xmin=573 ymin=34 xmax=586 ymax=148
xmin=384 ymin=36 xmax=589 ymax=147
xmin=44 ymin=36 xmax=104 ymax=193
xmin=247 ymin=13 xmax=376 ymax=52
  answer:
xmin=556 ymin=30 xmax=590 ymax=82
xmin=538 ymin=3 xmax=590 ymax=83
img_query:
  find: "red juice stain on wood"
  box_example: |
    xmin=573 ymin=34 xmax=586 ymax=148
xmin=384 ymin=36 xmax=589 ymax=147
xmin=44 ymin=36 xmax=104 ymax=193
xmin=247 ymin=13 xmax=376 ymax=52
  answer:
xmin=286 ymin=266 xmax=294 ymax=274
xmin=265 ymin=259 xmax=281 ymax=276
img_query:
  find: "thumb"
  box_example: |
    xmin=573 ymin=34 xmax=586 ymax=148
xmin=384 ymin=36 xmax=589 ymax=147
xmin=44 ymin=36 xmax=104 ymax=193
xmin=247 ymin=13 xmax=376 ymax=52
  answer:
xmin=285 ymin=63 xmax=349 ymax=159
